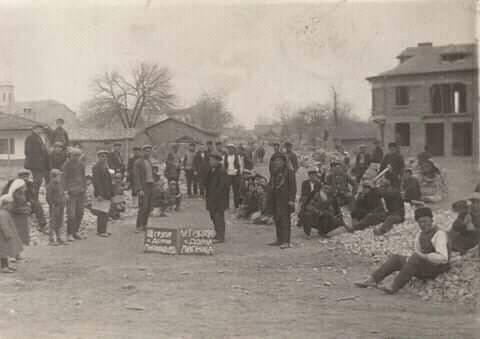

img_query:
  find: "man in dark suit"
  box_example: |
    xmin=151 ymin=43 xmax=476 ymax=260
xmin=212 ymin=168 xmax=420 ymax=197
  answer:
xmin=284 ymin=141 xmax=299 ymax=173
xmin=205 ymin=152 xmax=228 ymax=243
xmin=371 ymin=140 xmax=384 ymax=164
xmin=380 ymin=142 xmax=405 ymax=189
xmin=92 ymin=150 xmax=114 ymax=237
xmin=223 ymin=144 xmax=241 ymax=209
xmin=297 ymin=168 xmax=322 ymax=229
xmin=127 ymin=147 xmax=142 ymax=199
xmin=194 ymin=144 xmax=210 ymax=197
xmin=108 ymin=142 xmax=125 ymax=176
xmin=133 ymin=145 xmax=154 ymax=233
xmin=24 ymin=124 xmax=50 ymax=200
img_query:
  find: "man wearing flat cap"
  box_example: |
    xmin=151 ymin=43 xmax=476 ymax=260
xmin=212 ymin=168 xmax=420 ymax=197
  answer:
xmin=355 ymin=207 xmax=450 ymax=294
xmin=108 ymin=142 xmax=125 ymax=176
xmin=51 ymin=118 xmax=69 ymax=147
xmin=63 ymin=147 xmax=86 ymax=241
xmin=133 ymin=145 xmax=155 ymax=233
xmin=205 ymin=152 xmax=228 ymax=243
xmin=25 ymin=124 xmax=50 ymax=200
xmin=127 ymin=147 xmax=142 ymax=201
xmin=92 ymin=150 xmax=114 ymax=237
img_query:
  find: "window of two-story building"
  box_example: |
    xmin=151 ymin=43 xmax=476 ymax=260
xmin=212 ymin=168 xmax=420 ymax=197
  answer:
xmin=0 ymin=138 xmax=15 ymax=155
xmin=395 ymin=86 xmax=409 ymax=106
xmin=430 ymin=83 xmax=466 ymax=114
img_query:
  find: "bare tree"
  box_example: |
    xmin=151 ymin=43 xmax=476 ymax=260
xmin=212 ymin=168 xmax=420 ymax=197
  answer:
xmin=81 ymin=62 xmax=175 ymax=128
xmin=189 ymin=94 xmax=233 ymax=132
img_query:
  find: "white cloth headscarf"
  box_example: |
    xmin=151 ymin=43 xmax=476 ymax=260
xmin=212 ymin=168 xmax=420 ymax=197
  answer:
xmin=8 ymin=179 xmax=26 ymax=197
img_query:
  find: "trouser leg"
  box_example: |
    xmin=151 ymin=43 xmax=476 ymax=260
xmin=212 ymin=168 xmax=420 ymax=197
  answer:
xmin=136 ymin=193 xmax=146 ymax=229
xmin=143 ymin=184 xmax=153 ymax=227
xmin=75 ymin=194 xmax=85 ymax=234
xmin=32 ymin=171 xmax=44 ymax=201
xmin=97 ymin=212 xmax=108 ymax=234
xmin=377 ymin=215 xmax=402 ymax=235
xmin=275 ymin=213 xmax=290 ymax=244
xmin=186 ymin=170 xmax=193 ymax=196
xmin=371 ymin=254 xmax=407 ymax=284
xmin=303 ymin=211 xmax=315 ymax=236
xmin=225 ymin=176 xmax=233 ymax=209
xmin=31 ymin=199 xmax=47 ymax=228
xmin=193 ymin=174 xmax=198 ymax=195
xmin=354 ymin=211 xmax=387 ymax=231
xmin=210 ymin=210 xmax=225 ymax=240
xmin=232 ymin=176 xmax=241 ymax=208
xmin=66 ymin=195 xmax=76 ymax=236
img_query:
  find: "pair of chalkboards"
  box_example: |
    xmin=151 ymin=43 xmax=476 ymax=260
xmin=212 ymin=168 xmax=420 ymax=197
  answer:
xmin=144 ymin=228 xmax=215 ymax=255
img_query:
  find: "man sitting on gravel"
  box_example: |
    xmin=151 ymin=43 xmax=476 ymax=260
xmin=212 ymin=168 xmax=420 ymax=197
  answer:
xmin=354 ymin=207 xmax=450 ymax=294
xmin=448 ymin=196 xmax=480 ymax=255
xmin=372 ymin=179 xmax=405 ymax=236
xmin=348 ymin=181 xmax=386 ymax=232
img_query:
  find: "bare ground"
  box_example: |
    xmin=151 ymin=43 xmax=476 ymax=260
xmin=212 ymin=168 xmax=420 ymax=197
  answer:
xmin=0 ymin=198 xmax=477 ymax=339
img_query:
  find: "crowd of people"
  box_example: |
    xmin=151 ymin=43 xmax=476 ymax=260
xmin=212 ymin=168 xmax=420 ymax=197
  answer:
xmin=0 ymin=120 xmax=478 ymax=297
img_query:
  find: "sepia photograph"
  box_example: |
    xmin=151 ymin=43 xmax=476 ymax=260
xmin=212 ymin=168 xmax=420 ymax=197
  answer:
xmin=0 ymin=0 xmax=478 ymax=338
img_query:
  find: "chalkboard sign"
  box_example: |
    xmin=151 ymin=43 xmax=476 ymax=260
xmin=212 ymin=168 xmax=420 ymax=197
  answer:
xmin=178 ymin=229 xmax=215 ymax=255
xmin=144 ymin=228 xmax=178 ymax=255
xmin=144 ymin=228 xmax=215 ymax=255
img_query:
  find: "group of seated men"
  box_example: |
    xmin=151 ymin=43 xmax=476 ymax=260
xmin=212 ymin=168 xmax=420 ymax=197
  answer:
xmin=236 ymin=170 xmax=272 ymax=225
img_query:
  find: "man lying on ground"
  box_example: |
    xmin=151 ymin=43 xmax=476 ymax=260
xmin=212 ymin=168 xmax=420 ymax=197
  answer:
xmin=354 ymin=207 xmax=449 ymax=294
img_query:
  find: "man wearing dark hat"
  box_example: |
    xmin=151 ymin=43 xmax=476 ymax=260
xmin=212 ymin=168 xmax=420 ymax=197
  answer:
xmin=267 ymin=152 xmax=296 ymax=249
xmin=355 ymin=207 xmax=450 ymax=294
xmin=127 ymin=146 xmax=142 ymax=201
xmin=297 ymin=168 xmax=322 ymax=229
xmin=284 ymin=141 xmax=299 ymax=173
xmin=108 ymin=142 xmax=125 ymax=176
xmin=194 ymin=143 xmax=210 ymax=197
xmin=133 ymin=145 xmax=155 ymax=233
xmin=24 ymin=124 xmax=50 ymax=200
xmin=63 ymin=147 xmax=86 ymax=241
xmin=380 ymin=142 xmax=405 ymax=189
xmin=183 ymin=142 xmax=198 ymax=197
xmin=92 ymin=150 xmax=114 ymax=237
xmin=205 ymin=152 xmax=228 ymax=243
xmin=51 ymin=118 xmax=69 ymax=147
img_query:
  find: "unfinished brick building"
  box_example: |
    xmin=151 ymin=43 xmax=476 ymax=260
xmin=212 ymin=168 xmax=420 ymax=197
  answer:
xmin=367 ymin=42 xmax=478 ymax=164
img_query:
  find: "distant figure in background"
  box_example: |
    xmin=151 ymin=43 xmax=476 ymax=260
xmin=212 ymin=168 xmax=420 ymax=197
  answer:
xmin=63 ymin=148 xmax=86 ymax=242
xmin=417 ymin=146 xmax=433 ymax=166
xmin=371 ymin=140 xmax=384 ymax=164
xmin=268 ymin=142 xmax=282 ymax=175
xmin=194 ymin=144 xmax=210 ymax=197
xmin=46 ymin=169 xmax=68 ymax=246
xmin=108 ymin=142 xmax=125 ymax=176
xmin=24 ymin=124 xmax=50 ymax=200
xmin=49 ymin=141 xmax=67 ymax=170
xmin=238 ymin=145 xmax=253 ymax=172
xmin=267 ymin=152 xmax=296 ymax=249
xmin=380 ymin=142 xmax=405 ymax=189
xmin=51 ymin=118 xmax=69 ymax=147
xmin=373 ymin=179 xmax=405 ymax=236
xmin=134 ymin=145 xmax=155 ymax=233
xmin=215 ymin=141 xmax=225 ymax=156
xmin=165 ymin=144 xmax=182 ymax=191
xmin=255 ymin=142 xmax=266 ymax=163
xmin=284 ymin=142 xmax=299 ymax=173
xmin=223 ymin=144 xmax=241 ymax=209
xmin=205 ymin=152 xmax=228 ymax=243
xmin=92 ymin=150 xmax=113 ymax=237
xmin=183 ymin=143 xmax=198 ymax=197
xmin=127 ymin=147 xmax=142 ymax=201
xmin=353 ymin=145 xmax=371 ymax=183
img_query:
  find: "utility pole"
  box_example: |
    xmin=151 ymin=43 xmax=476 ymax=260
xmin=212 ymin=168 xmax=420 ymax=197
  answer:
xmin=332 ymin=85 xmax=338 ymax=128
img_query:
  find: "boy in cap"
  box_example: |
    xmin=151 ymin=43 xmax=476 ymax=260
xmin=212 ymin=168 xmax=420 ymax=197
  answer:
xmin=63 ymin=147 xmax=86 ymax=241
xmin=297 ymin=168 xmax=322 ymax=229
xmin=448 ymin=196 xmax=480 ymax=255
xmin=183 ymin=142 xmax=198 ymax=197
xmin=92 ymin=150 xmax=114 ymax=237
xmin=49 ymin=141 xmax=67 ymax=170
xmin=355 ymin=207 xmax=449 ymax=294
xmin=127 ymin=146 xmax=142 ymax=202
xmin=46 ymin=169 xmax=68 ymax=245
xmin=205 ymin=152 xmax=228 ymax=243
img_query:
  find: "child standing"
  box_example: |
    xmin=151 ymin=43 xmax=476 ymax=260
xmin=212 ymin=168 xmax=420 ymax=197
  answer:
xmin=0 ymin=195 xmax=23 ymax=273
xmin=46 ymin=169 xmax=68 ymax=246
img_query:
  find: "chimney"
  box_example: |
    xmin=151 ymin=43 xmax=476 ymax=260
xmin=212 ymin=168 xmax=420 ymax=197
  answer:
xmin=418 ymin=42 xmax=433 ymax=47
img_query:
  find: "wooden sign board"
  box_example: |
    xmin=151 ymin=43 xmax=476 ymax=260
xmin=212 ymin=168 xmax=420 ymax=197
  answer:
xmin=144 ymin=228 xmax=215 ymax=256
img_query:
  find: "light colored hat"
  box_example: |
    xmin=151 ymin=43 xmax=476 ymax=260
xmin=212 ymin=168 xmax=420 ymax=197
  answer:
xmin=69 ymin=147 xmax=82 ymax=155
xmin=8 ymin=179 xmax=25 ymax=196
xmin=17 ymin=168 xmax=31 ymax=176
xmin=142 ymin=144 xmax=153 ymax=150
xmin=227 ymin=143 xmax=235 ymax=148
xmin=97 ymin=150 xmax=109 ymax=156
xmin=0 ymin=194 xmax=13 ymax=206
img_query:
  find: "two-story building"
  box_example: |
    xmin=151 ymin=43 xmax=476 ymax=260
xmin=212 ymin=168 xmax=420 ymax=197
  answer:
xmin=367 ymin=42 xmax=477 ymax=165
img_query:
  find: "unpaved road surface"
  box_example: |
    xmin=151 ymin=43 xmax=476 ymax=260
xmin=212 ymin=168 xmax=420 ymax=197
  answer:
xmin=0 ymin=199 xmax=477 ymax=339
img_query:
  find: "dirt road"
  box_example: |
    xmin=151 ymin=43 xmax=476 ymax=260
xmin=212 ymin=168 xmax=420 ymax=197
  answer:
xmin=0 ymin=199 xmax=477 ymax=339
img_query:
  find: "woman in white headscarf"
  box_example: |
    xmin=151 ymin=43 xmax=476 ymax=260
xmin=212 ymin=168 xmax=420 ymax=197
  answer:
xmin=0 ymin=194 xmax=23 ymax=273
xmin=8 ymin=179 xmax=31 ymax=247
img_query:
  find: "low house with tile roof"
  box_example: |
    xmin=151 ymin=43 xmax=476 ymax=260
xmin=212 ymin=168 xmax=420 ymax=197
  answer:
xmin=367 ymin=42 xmax=478 ymax=165
xmin=0 ymin=112 xmax=48 ymax=164
xmin=15 ymin=99 xmax=77 ymax=126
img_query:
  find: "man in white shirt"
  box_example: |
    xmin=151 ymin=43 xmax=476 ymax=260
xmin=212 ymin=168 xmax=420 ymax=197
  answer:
xmin=223 ymin=144 xmax=241 ymax=209
xmin=354 ymin=206 xmax=450 ymax=294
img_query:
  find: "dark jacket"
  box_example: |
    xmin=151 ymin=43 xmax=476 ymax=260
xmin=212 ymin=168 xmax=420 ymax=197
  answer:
xmin=127 ymin=155 xmax=140 ymax=184
xmin=46 ymin=177 xmax=66 ymax=205
xmin=285 ymin=150 xmax=299 ymax=172
xmin=24 ymin=133 xmax=49 ymax=172
xmin=92 ymin=162 xmax=113 ymax=200
xmin=63 ymin=159 xmax=86 ymax=195
xmin=49 ymin=150 xmax=67 ymax=170
xmin=51 ymin=127 xmax=69 ymax=147
xmin=239 ymin=153 xmax=253 ymax=171
xmin=2 ymin=180 xmax=35 ymax=203
xmin=205 ymin=165 xmax=228 ymax=212
xmin=108 ymin=151 xmax=125 ymax=174
xmin=351 ymin=188 xmax=385 ymax=220
xmin=193 ymin=151 xmax=210 ymax=179
xmin=133 ymin=157 xmax=152 ymax=194
xmin=223 ymin=153 xmax=240 ymax=175
xmin=403 ymin=176 xmax=421 ymax=202
xmin=383 ymin=189 xmax=405 ymax=220
xmin=371 ymin=146 xmax=384 ymax=163
xmin=380 ymin=152 xmax=405 ymax=177
xmin=300 ymin=179 xmax=321 ymax=206
xmin=354 ymin=152 xmax=371 ymax=177
xmin=267 ymin=163 xmax=297 ymax=216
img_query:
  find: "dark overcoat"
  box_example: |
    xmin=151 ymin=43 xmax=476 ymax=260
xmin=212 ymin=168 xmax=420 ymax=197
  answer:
xmin=205 ymin=165 xmax=228 ymax=212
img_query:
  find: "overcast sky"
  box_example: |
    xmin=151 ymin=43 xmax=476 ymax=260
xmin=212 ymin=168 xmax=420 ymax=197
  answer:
xmin=0 ymin=0 xmax=475 ymax=127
